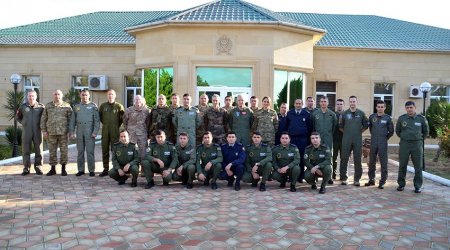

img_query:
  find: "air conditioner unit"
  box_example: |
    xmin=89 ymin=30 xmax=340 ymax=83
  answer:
xmin=409 ymin=86 xmax=422 ymax=98
xmin=88 ymin=75 xmax=108 ymax=90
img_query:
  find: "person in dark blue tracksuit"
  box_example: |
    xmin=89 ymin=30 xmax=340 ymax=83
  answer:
xmin=220 ymin=131 xmax=246 ymax=191
xmin=285 ymin=98 xmax=313 ymax=182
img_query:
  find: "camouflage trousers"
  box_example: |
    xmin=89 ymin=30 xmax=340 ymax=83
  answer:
xmin=47 ymin=134 xmax=68 ymax=166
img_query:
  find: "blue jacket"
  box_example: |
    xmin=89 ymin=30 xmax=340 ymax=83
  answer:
xmin=285 ymin=109 xmax=312 ymax=137
xmin=221 ymin=143 xmax=246 ymax=166
xmin=277 ymin=113 xmax=288 ymax=135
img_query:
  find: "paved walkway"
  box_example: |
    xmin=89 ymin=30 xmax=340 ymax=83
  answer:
xmin=0 ymin=145 xmax=449 ymax=249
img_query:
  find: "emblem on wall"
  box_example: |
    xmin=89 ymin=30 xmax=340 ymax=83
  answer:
xmin=216 ymin=35 xmax=232 ymax=55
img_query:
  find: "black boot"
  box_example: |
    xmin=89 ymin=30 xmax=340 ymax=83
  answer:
xmin=61 ymin=165 xmax=67 ymax=176
xmin=46 ymin=166 xmax=56 ymax=176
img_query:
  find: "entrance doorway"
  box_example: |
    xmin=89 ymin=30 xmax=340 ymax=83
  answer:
xmin=196 ymin=87 xmax=252 ymax=107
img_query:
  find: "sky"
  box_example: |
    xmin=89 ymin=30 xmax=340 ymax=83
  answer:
xmin=0 ymin=0 xmax=449 ymax=30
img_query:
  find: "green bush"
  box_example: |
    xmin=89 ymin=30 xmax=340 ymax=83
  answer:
xmin=426 ymin=100 xmax=450 ymax=138
xmin=437 ymin=126 xmax=450 ymax=157
xmin=0 ymin=144 xmax=12 ymax=160
xmin=5 ymin=126 xmax=22 ymax=146
xmin=2 ymin=90 xmax=24 ymax=121
xmin=63 ymin=87 xmax=81 ymax=108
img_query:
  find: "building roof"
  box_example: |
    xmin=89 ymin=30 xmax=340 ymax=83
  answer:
xmin=0 ymin=0 xmax=449 ymax=52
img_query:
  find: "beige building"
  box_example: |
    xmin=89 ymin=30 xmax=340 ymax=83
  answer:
xmin=1 ymin=0 xmax=450 ymax=130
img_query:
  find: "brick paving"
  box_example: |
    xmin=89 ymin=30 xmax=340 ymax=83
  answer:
xmin=0 ymin=144 xmax=449 ymax=249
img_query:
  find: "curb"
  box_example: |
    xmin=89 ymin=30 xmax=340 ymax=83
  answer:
xmin=0 ymin=141 xmax=101 ymax=166
xmin=388 ymin=159 xmax=450 ymax=187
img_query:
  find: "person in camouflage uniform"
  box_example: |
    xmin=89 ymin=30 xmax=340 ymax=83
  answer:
xmin=195 ymin=94 xmax=210 ymax=145
xmin=332 ymin=99 xmax=345 ymax=181
xmin=99 ymin=89 xmax=124 ymax=177
xmin=275 ymin=102 xmax=288 ymax=145
xmin=223 ymin=95 xmax=234 ymax=112
xmin=250 ymin=96 xmax=260 ymax=112
xmin=242 ymin=131 xmax=272 ymax=191
xmin=168 ymin=93 xmax=180 ymax=143
xmin=16 ymin=90 xmax=45 ymax=175
xmin=142 ymin=130 xmax=178 ymax=189
xmin=70 ymin=90 xmax=100 ymax=177
xmin=173 ymin=93 xmax=201 ymax=147
xmin=172 ymin=132 xmax=196 ymax=189
xmin=304 ymin=132 xmax=332 ymax=194
xmin=272 ymin=132 xmax=301 ymax=192
xmin=149 ymin=94 xmax=173 ymax=142
xmin=109 ymin=130 xmax=140 ymax=187
xmin=123 ymin=95 xmax=151 ymax=172
xmin=204 ymin=94 xmax=228 ymax=144
xmin=252 ymin=96 xmax=278 ymax=146
xmin=228 ymin=95 xmax=253 ymax=146
xmin=41 ymin=89 xmax=72 ymax=176
xmin=196 ymin=131 xmax=222 ymax=190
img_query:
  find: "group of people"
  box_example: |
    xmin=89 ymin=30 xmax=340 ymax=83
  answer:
xmin=16 ymin=89 xmax=429 ymax=193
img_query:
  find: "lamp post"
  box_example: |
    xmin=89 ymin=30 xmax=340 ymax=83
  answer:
xmin=419 ymin=81 xmax=432 ymax=170
xmin=10 ymin=74 xmax=22 ymax=158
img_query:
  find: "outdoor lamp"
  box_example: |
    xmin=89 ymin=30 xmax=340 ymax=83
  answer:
xmin=419 ymin=81 xmax=432 ymax=171
xmin=10 ymin=73 xmax=22 ymax=157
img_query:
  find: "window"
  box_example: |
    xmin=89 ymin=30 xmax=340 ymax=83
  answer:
xmin=373 ymin=83 xmax=394 ymax=116
xmin=125 ymin=75 xmax=142 ymax=108
xmin=274 ymin=70 xmax=303 ymax=110
xmin=23 ymin=75 xmax=41 ymax=101
xmin=72 ymin=76 xmax=89 ymax=91
xmin=143 ymin=67 xmax=173 ymax=107
xmin=196 ymin=67 xmax=252 ymax=104
xmin=316 ymin=81 xmax=337 ymax=111
xmin=430 ymin=85 xmax=450 ymax=102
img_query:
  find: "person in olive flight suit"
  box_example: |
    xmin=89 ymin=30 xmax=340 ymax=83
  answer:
xmin=338 ymin=96 xmax=369 ymax=186
xmin=109 ymin=130 xmax=140 ymax=187
xmin=172 ymin=132 xmax=196 ymax=189
xmin=69 ymin=90 xmax=100 ymax=177
xmin=396 ymin=101 xmax=429 ymax=193
xmin=16 ymin=90 xmax=45 ymax=175
xmin=99 ymin=89 xmax=124 ymax=177
xmin=196 ymin=131 xmax=223 ymax=190
xmin=332 ymin=99 xmax=345 ymax=181
xmin=365 ymin=100 xmax=394 ymax=189
xmin=173 ymin=93 xmax=201 ymax=147
xmin=242 ymin=131 xmax=272 ymax=191
xmin=220 ymin=131 xmax=246 ymax=191
xmin=228 ymin=94 xmax=253 ymax=146
xmin=272 ymin=132 xmax=301 ymax=192
xmin=142 ymin=130 xmax=178 ymax=189
xmin=304 ymin=132 xmax=332 ymax=194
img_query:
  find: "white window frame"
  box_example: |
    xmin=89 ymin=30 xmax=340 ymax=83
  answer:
xmin=72 ymin=76 xmax=89 ymax=91
xmin=125 ymin=75 xmax=143 ymax=108
xmin=430 ymin=84 xmax=450 ymax=102
xmin=373 ymin=82 xmax=395 ymax=116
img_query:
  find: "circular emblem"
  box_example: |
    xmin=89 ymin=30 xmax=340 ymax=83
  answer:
xmin=153 ymin=151 xmax=158 ymax=156
xmin=249 ymin=152 xmax=254 ymax=157
xmin=146 ymin=147 xmax=150 ymax=153
xmin=116 ymin=151 xmax=121 ymax=156
xmin=76 ymin=107 xmax=81 ymax=111
xmin=25 ymin=107 xmax=30 ymax=112
xmin=277 ymin=153 xmax=281 ymax=159
xmin=202 ymin=152 xmax=206 ymax=158
xmin=316 ymin=114 xmax=320 ymax=119
xmin=216 ymin=35 xmax=232 ymax=55
xmin=309 ymin=154 xmax=314 ymax=160
xmin=304 ymin=154 xmax=308 ymax=159
xmin=372 ymin=117 xmax=377 ymax=123
xmin=402 ymin=121 xmax=407 ymax=127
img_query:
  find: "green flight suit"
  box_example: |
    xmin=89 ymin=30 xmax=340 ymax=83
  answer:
xmin=242 ymin=143 xmax=272 ymax=184
xmin=368 ymin=113 xmax=394 ymax=184
xmin=70 ymin=101 xmax=100 ymax=173
xmin=228 ymin=107 xmax=253 ymax=146
xmin=332 ymin=110 xmax=344 ymax=179
xmin=173 ymin=106 xmax=201 ymax=147
xmin=17 ymin=101 xmax=45 ymax=173
xmin=173 ymin=144 xmax=197 ymax=185
xmin=396 ymin=113 xmax=429 ymax=189
xmin=338 ymin=108 xmax=369 ymax=182
xmin=142 ymin=141 xmax=178 ymax=184
xmin=196 ymin=143 xmax=223 ymax=184
xmin=304 ymin=144 xmax=332 ymax=189
xmin=311 ymin=108 xmax=336 ymax=150
xmin=108 ymin=142 xmax=140 ymax=184
xmin=271 ymin=144 xmax=301 ymax=186
xmin=99 ymin=101 xmax=124 ymax=171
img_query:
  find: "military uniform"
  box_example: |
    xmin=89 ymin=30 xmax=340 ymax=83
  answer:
xmin=252 ymin=108 xmax=278 ymax=146
xmin=220 ymin=143 xmax=246 ymax=190
xmin=242 ymin=143 xmax=272 ymax=190
xmin=99 ymin=101 xmax=124 ymax=172
xmin=338 ymin=108 xmax=369 ymax=184
xmin=123 ymin=105 xmax=151 ymax=161
xmin=16 ymin=101 xmax=45 ymax=174
xmin=311 ymin=108 xmax=336 ymax=150
xmin=70 ymin=101 xmax=100 ymax=174
xmin=108 ymin=141 xmax=140 ymax=185
xmin=395 ymin=113 xmax=429 ymax=190
xmin=173 ymin=106 xmax=201 ymax=147
xmin=228 ymin=107 xmax=253 ymax=146
xmin=168 ymin=105 xmax=180 ymax=143
xmin=271 ymin=144 xmax=301 ymax=188
xmin=367 ymin=113 xmax=394 ymax=185
xmin=275 ymin=113 xmax=287 ymax=145
xmin=41 ymin=101 xmax=72 ymax=167
xmin=149 ymin=105 xmax=174 ymax=143
xmin=332 ymin=110 xmax=344 ymax=179
xmin=304 ymin=144 xmax=332 ymax=189
xmin=172 ymin=144 xmax=196 ymax=186
xmin=204 ymin=107 xmax=228 ymax=144
xmin=195 ymin=104 xmax=210 ymax=145
xmin=196 ymin=143 xmax=222 ymax=188
xmin=142 ymin=141 xmax=178 ymax=184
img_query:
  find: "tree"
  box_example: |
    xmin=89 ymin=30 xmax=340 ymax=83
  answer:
xmin=2 ymin=90 xmax=24 ymax=120
xmin=197 ymin=75 xmax=209 ymax=86
xmin=144 ymin=68 xmax=174 ymax=107
xmin=63 ymin=88 xmax=81 ymax=108
xmin=276 ymin=77 xmax=303 ymax=110
xmin=426 ymin=100 xmax=450 ymax=161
